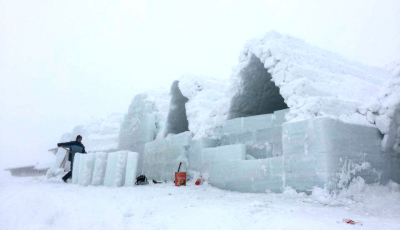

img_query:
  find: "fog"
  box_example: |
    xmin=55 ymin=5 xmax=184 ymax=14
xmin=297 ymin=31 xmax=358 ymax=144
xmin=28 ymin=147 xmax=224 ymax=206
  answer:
xmin=0 ymin=0 xmax=399 ymax=169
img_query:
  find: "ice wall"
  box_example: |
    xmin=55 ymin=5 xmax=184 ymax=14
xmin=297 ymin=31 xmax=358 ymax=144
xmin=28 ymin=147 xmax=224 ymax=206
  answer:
xmin=206 ymin=157 xmax=285 ymax=193
xmin=119 ymin=94 xmax=158 ymax=153
xmin=142 ymin=132 xmax=191 ymax=181
xmin=118 ymin=92 xmax=169 ymax=174
xmin=165 ymin=81 xmax=189 ymax=136
xmin=187 ymin=138 xmax=218 ymax=172
xmin=282 ymin=117 xmax=397 ymax=191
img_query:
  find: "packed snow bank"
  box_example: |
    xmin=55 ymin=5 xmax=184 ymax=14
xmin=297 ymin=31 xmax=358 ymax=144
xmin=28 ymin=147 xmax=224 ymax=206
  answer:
xmin=231 ymin=31 xmax=399 ymax=152
xmin=178 ymin=75 xmax=229 ymax=139
xmin=62 ymin=113 xmax=123 ymax=152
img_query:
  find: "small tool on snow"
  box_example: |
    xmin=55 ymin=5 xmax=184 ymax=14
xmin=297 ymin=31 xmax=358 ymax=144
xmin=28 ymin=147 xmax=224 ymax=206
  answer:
xmin=135 ymin=175 xmax=149 ymax=185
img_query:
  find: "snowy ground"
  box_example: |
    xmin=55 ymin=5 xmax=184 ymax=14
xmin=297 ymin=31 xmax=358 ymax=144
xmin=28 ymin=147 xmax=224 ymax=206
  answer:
xmin=1 ymin=171 xmax=400 ymax=230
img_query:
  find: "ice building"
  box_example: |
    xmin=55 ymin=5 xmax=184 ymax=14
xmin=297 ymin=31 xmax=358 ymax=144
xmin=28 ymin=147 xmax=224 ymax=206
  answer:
xmin=56 ymin=31 xmax=400 ymax=193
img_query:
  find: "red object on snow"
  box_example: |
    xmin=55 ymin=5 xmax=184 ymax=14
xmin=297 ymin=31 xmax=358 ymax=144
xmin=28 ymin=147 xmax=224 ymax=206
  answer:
xmin=343 ymin=219 xmax=362 ymax=226
xmin=175 ymin=162 xmax=186 ymax=186
xmin=195 ymin=178 xmax=204 ymax=185
xmin=175 ymin=172 xmax=186 ymax=186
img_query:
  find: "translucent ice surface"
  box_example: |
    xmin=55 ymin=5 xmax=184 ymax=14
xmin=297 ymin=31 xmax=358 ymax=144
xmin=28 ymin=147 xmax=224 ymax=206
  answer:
xmin=282 ymin=117 xmax=394 ymax=191
xmin=118 ymin=93 xmax=168 ymax=174
xmin=187 ymin=138 xmax=218 ymax=172
xmin=78 ymin=153 xmax=96 ymax=186
xmin=207 ymin=157 xmax=284 ymax=193
xmin=201 ymin=144 xmax=246 ymax=171
xmin=91 ymin=152 xmax=108 ymax=186
xmin=124 ymin=152 xmax=140 ymax=187
xmin=71 ymin=153 xmax=82 ymax=184
xmin=220 ymin=127 xmax=282 ymax=159
xmin=104 ymin=151 xmax=128 ymax=187
xmin=223 ymin=109 xmax=288 ymax=134
xmin=119 ymin=97 xmax=156 ymax=153
xmin=142 ymin=132 xmax=191 ymax=181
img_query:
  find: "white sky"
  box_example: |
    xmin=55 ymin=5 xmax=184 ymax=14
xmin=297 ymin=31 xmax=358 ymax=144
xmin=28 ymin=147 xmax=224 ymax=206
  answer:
xmin=0 ymin=0 xmax=399 ymax=169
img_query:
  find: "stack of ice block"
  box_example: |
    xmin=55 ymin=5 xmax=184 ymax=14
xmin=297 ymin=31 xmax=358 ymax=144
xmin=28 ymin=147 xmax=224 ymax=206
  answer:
xmin=187 ymin=138 xmax=218 ymax=172
xmin=222 ymin=109 xmax=288 ymax=134
xmin=282 ymin=117 xmax=394 ymax=192
xmin=118 ymin=94 xmax=159 ymax=175
xmin=207 ymin=157 xmax=285 ymax=193
xmin=220 ymin=109 xmax=288 ymax=159
xmin=200 ymin=144 xmax=285 ymax=193
xmin=188 ymin=109 xmax=289 ymax=193
xmin=142 ymin=132 xmax=191 ymax=181
xmin=201 ymin=144 xmax=246 ymax=172
xmin=68 ymin=151 xmax=139 ymax=187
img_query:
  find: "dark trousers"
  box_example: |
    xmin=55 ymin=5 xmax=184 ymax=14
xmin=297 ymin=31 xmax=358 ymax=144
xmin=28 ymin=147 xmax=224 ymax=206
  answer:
xmin=62 ymin=159 xmax=73 ymax=181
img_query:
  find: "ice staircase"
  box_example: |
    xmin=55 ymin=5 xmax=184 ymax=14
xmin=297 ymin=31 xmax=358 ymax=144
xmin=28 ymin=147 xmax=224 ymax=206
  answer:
xmin=201 ymin=109 xmax=289 ymax=193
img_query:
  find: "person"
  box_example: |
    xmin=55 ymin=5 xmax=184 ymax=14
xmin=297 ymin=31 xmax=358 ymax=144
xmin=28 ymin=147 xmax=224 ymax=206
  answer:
xmin=58 ymin=135 xmax=86 ymax=183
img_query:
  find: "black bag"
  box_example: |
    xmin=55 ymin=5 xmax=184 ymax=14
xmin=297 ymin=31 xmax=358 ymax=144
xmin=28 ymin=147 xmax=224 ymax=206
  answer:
xmin=135 ymin=175 xmax=149 ymax=185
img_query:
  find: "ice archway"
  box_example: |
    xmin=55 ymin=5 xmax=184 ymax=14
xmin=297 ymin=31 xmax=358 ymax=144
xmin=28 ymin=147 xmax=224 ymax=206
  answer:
xmin=228 ymin=54 xmax=288 ymax=120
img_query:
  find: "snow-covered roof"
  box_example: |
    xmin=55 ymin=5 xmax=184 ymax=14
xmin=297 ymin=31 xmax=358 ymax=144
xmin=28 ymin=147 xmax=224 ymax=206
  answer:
xmin=178 ymin=75 xmax=228 ymax=139
xmin=229 ymin=31 xmax=400 ymax=153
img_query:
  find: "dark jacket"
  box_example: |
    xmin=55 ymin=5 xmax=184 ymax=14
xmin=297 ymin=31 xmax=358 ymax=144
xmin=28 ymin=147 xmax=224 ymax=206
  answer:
xmin=58 ymin=141 xmax=86 ymax=161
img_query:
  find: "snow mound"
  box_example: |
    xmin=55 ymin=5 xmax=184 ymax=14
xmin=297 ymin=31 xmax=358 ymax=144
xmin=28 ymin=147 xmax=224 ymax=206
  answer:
xmin=63 ymin=113 xmax=124 ymax=152
xmin=178 ymin=75 xmax=229 ymax=139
